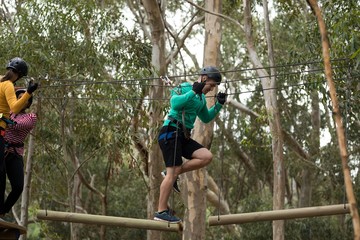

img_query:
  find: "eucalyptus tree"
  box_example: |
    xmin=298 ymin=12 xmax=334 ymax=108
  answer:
xmin=127 ymin=0 xmax=224 ymax=239
xmin=1 ymin=0 xmax=152 ymax=239
xmin=0 ymin=0 xmax=358 ymax=239
xmin=206 ymin=0 xmax=359 ymax=239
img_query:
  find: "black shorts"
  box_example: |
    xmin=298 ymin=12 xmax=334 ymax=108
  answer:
xmin=158 ymin=126 xmax=204 ymax=167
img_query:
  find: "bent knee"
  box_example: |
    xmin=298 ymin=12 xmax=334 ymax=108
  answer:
xmin=192 ymin=148 xmax=213 ymax=165
xmin=204 ymin=152 xmax=213 ymax=164
xmin=199 ymin=150 xmax=213 ymax=165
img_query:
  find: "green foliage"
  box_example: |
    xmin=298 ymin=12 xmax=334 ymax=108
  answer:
xmin=1 ymin=0 xmax=153 ymax=239
xmin=208 ymin=0 xmax=358 ymax=238
xmin=0 ymin=0 xmax=358 ymax=238
xmin=285 ymin=217 xmax=352 ymax=240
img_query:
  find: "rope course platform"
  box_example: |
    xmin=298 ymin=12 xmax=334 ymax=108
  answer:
xmin=36 ymin=210 xmax=182 ymax=232
xmin=0 ymin=221 xmax=26 ymax=239
xmin=209 ymin=204 xmax=350 ymax=226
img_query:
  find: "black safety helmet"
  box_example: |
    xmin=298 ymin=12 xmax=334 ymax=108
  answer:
xmin=199 ymin=66 xmax=222 ymax=85
xmin=6 ymin=57 xmax=28 ymax=78
xmin=15 ymin=89 xmax=33 ymax=108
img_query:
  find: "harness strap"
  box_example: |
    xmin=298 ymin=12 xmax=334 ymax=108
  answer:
xmin=181 ymin=109 xmax=190 ymax=139
xmin=158 ymin=131 xmax=176 ymax=141
xmin=0 ymin=116 xmax=16 ymax=126
xmin=6 ymin=142 xmax=24 ymax=148
xmin=5 ymin=142 xmax=24 ymax=156
xmin=167 ymin=117 xmax=191 ymax=139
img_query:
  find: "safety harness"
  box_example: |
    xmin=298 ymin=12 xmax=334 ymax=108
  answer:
xmin=158 ymin=115 xmax=191 ymax=142
xmin=158 ymin=81 xmax=192 ymax=142
xmin=0 ymin=114 xmax=16 ymax=136
xmin=0 ymin=114 xmax=16 ymax=127
xmin=0 ymin=113 xmax=22 ymax=154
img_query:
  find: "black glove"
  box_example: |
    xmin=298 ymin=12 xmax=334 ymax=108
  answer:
xmin=216 ymin=92 xmax=227 ymax=105
xmin=27 ymin=81 xmax=38 ymax=94
xmin=192 ymin=82 xmax=205 ymax=94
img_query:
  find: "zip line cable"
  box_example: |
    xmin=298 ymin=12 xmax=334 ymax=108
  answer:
xmin=36 ymin=74 xmax=360 ymax=102
xmin=38 ymin=57 xmax=351 ymax=85
xmin=38 ymin=60 xmax=351 ymax=89
xmin=38 ymin=66 xmax=334 ymax=88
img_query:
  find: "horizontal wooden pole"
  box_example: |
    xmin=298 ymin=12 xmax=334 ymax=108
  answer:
xmin=37 ymin=210 xmax=182 ymax=232
xmin=209 ymin=204 xmax=350 ymax=226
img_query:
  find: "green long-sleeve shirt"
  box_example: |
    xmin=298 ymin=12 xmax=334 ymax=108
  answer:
xmin=163 ymin=82 xmax=223 ymax=129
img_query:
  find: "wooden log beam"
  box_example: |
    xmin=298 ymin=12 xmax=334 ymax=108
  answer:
xmin=0 ymin=220 xmax=26 ymax=239
xmin=37 ymin=210 xmax=182 ymax=232
xmin=209 ymin=204 xmax=350 ymax=226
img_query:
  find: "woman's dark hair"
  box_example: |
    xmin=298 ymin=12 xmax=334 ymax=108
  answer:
xmin=0 ymin=69 xmax=17 ymax=82
xmin=1 ymin=57 xmax=28 ymax=82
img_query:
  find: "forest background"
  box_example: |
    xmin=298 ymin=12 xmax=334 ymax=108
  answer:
xmin=0 ymin=0 xmax=359 ymax=239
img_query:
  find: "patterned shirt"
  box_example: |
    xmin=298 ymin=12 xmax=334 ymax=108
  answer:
xmin=4 ymin=112 xmax=37 ymax=156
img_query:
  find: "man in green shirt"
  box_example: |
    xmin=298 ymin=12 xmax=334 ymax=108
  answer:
xmin=154 ymin=66 xmax=227 ymax=223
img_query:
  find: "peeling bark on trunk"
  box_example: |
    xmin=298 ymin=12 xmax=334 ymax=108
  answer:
xmin=141 ymin=1 xmax=166 ymax=240
xmin=182 ymin=1 xmax=222 ymax=239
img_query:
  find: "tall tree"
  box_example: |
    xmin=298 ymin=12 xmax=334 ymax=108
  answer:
xmin=243 ymin=0 xmax=284 ymax=239
xmin=181 ymin=0 xmax=222 ymax=239
xmin=306 ymin=0 xmax=360 ymax=238
xmin=140 ymin=1 xmax=166 ymax=240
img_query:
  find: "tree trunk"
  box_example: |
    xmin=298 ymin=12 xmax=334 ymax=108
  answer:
xmin=141 ymin=1 xmax=167 ymax=240
xmin=299 ymin=82 xmax=320 ymax=207
xmin=306 ymin=0 xmax=360 ymax=238
xmin=59 ymin=102 xmax=77 ymax=240
xmin=71 ymin=170 xmax=82 ymax=240
xmin=19 ymin=132 xmax=35 ymax=240
xmin=243 ymin=0 xmax=284 ymax=239
xmin=206 ymin=175 xmax=241 ymax=237
xmin=182 ymin=1 xmax=222 ymax=240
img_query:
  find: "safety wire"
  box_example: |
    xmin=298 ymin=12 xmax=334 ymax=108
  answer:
xmin=217 ymin=79 xmax=229 ymax=221
xmin=36 ymin=72 xmax=360 ymax=102
xmin=38 ymin=57 xmax=350 ymax=89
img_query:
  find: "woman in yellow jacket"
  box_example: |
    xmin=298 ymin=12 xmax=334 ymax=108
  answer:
xmin=0 ymin=57 xmax=38 ymax=217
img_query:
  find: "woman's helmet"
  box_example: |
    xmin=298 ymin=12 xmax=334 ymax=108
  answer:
xmin=6 ymin=57 xmax=28 ymax=78
xmin=16 ymin=89 xmax=33 ymax=108
xmin=199 ymin=66 xmax=222 ymax=85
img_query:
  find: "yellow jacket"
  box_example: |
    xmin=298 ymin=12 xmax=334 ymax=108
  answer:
xmin=0 ymin=80 xmax=31 ymax=129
